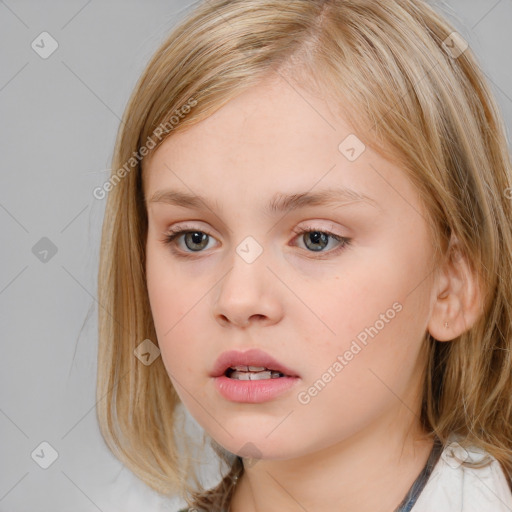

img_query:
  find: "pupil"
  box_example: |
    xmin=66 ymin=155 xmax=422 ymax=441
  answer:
xmin=186 ymin=231 xmax=208 ymax=251
xmin=306 ymin=231 xmax=328 ymax=251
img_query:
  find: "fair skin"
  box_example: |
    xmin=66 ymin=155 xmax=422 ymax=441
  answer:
xmin=143 ymin=74 xmax=481 ymax=512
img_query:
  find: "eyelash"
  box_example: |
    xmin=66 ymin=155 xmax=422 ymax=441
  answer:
xmin=161 ymin=224 xmax=352 ymax=259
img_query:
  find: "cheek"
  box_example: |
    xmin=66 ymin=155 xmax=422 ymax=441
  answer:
xmin=294 ymin=276 xmax=427 ymax=441
xmin=312 ymin=264 xmax=401 ymax=344
xmin=146 ymin=271 xmax=209 ymax=406
xmin=307 ymin=244 xmax=431 ymax=378
xmin=145 ymin=244 xmax=200 ymax=368
xmin=146 ymin=250 xmax=180 ymax=333
xmin=146 ymin=233 xmax=205 ymax=325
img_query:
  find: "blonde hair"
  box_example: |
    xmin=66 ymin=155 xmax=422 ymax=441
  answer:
xmin=97 ymin=0 xmax=512 ymax=508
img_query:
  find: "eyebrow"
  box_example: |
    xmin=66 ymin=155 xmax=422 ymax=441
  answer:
xmin=146 ymin=187 xmax=379 ymax=215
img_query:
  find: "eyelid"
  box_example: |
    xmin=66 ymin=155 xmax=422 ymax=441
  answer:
xmin=292 ymin=222 xmax=343 ymax=237
xmin=165 ymin=222 xmax=220 ymax=243
xmin=166 ymin=222 xmax=217 ymax=237
xmin=166 ymin=220 xmax=345 ymax=238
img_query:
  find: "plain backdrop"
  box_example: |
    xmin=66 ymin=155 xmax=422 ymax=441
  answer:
xmin=1 ymin=1 xmax=511 ymax=510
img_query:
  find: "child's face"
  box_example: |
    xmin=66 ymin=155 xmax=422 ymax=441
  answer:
xmin=144 ymin=76 xmax=437 ymax=459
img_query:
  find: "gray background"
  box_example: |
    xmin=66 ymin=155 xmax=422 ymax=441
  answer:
xmin=1 ymin=1 xmax=511 ymax=510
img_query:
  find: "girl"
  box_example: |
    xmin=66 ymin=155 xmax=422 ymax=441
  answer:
xmin=96 ymin=0 xmax=512 ymax=511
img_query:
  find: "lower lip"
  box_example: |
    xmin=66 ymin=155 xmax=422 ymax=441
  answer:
xmin=213 ymin=375 xmax=300 ymax=403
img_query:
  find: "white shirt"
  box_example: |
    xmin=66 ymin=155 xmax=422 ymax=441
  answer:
xmin=412 ymin=433 xmax=512 ymax=511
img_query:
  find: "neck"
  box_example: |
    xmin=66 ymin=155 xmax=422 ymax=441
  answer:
xmin=229 ymin=414 xmax=434 ymax=512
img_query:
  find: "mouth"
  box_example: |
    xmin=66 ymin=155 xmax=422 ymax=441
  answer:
xmin=210 ymin=348 xmax=299 ymax=380
xmin=211 ymin=349 xmax=300 ymax=403
xmin=224 ymin=365 xmax=286 ymax=380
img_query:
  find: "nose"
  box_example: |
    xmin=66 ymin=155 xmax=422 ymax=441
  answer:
xmin=212 ymin=245 xmax=284 ymax=328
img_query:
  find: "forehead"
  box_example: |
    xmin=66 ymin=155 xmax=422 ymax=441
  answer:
xmin=143 ymin=76 xmax=421 ymax=220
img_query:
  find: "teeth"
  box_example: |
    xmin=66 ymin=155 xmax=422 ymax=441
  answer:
xmin=226 ymin=364 xmax=286 ymax=380
xmin=229 ymin=370 xmax=284 ymax=380
xmin=230 ymin=365 xmax=268 ymax=371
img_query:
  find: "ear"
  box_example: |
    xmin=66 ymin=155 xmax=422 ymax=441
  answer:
xmin=427 ymin=235 xmax=483 ymax=342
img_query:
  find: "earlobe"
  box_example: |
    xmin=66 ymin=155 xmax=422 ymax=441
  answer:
xmin=428 ymin=290 xmax=465 ymax=342
xmin=427 ymin=236 xmax=483 ymax=342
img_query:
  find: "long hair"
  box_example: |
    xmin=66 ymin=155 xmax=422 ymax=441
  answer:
xmin=96 ymin=0 xmax=512 ymax=508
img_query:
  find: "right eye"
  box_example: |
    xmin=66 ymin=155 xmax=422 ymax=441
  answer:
xmin=162 ymin=228 xmax=218 ymax=255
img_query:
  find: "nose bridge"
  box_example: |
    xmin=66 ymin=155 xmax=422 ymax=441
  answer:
xmin=212 ymin=233 xmax=282 ymax=326
xmin=221 ymin=234 xmax=268 ymax=299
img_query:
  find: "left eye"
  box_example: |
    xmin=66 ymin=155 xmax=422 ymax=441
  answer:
xmin=292 ymin=227 xmax=350 ymax=253
xmin=162 ymin=226 xmax=352 ymax=257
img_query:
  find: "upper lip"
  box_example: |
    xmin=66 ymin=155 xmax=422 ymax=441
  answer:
xmin=210 ymin=349 xmax=299 ymax=378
